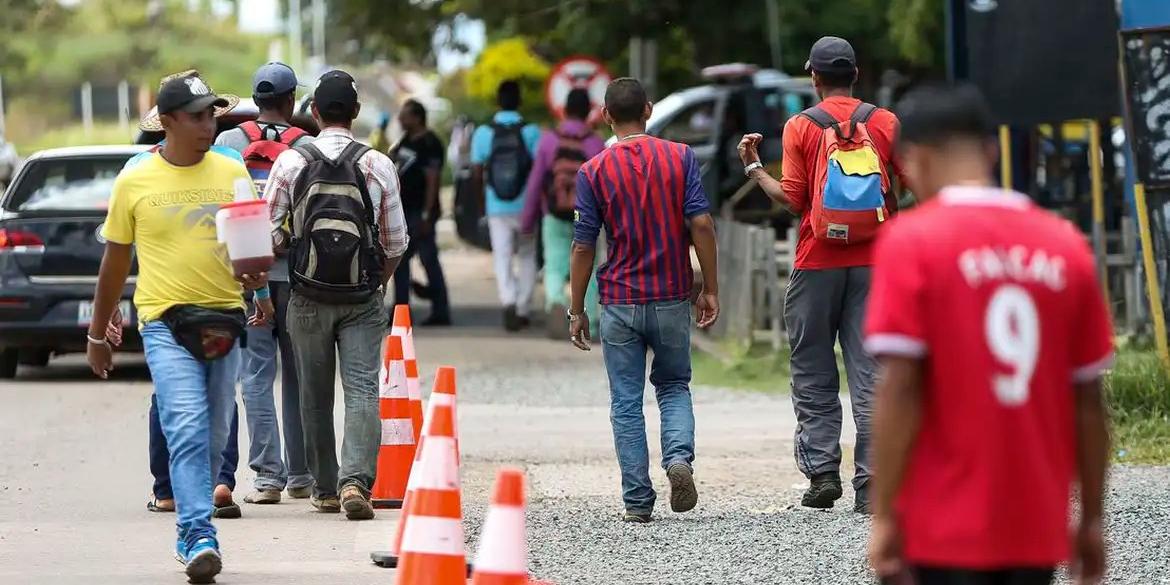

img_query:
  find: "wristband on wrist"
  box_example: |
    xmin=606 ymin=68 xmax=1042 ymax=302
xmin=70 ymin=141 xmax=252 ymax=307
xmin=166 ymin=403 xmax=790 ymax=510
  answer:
xmin=743 ymin=161 xmax=764 ymax=177
xmin=87 ymin=334 xmax=109 ymax=346
xmin=254 ymin=286 xmax=271 ymax=300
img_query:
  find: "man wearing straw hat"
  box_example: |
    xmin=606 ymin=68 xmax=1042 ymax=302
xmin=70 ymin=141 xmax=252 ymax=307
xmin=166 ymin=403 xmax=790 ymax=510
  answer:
xmin=85 ymin=73 xmax=270 ymax=584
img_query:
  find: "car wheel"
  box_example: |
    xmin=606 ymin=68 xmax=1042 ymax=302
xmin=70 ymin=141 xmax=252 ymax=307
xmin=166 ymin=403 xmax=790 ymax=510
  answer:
xmin=0 ymin=349 xmax=17 ymax=379
xmin=18 ymin=349 xmax=51 ymax=368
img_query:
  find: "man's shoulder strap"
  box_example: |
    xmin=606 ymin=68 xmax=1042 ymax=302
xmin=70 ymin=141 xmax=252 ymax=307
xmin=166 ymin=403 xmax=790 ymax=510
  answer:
xmin=240 ymin=121 xmax=263 ymax=142
xmin=279 ymin=126 xmax=308 ymax=145
xmin=293 ymin=143 xmax=324 ymax=164
xmin=850 ymin=102 xmax=878 ymax=125
xmin=338 ymin=140 xmax=370 ymax=167
xmin=799 ymin=105 xmax=838 ymax=129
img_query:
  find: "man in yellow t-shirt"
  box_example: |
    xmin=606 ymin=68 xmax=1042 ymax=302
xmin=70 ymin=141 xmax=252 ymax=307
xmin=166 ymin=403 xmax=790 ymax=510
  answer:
xmin=84 ymin=74 xmax=269 ymax=585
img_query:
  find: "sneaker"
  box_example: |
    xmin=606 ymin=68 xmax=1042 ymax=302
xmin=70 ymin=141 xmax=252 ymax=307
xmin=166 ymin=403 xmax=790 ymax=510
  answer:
xmin=421 ymin=314 xmax=452 ymax=327
xmin=311 ymin=494 xmax=341 ymax=514
xmin=243 ymin=489 xmax=281 ymax=505
xmin=853 ymin=485 xmax=871 ymax=515
xmin=287 ymin=486 xmax=312 ymax=499
xmin=183 ymin=537 xmax=222 ymax=584
xmin=801 ymin=472 xmax=844 ymax=509
xmin=503 ymin=305 xmax=520 ymax=332
xmin=211 ymin=502 xmax=241 ymax=519
xmin=666 ymin=463 xmax=699 ymax=513
xmin=341 ymin=485 xmax=375 ymax=520
xmin=623 ymin=511 xmax=652 ymax=523
xmin=517 ymin=314 xmax=531 ymax=329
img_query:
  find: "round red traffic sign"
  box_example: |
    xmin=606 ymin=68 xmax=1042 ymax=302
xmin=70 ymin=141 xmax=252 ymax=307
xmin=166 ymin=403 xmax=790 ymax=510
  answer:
xmin=544 ymin=55 xmax=612 ymax=123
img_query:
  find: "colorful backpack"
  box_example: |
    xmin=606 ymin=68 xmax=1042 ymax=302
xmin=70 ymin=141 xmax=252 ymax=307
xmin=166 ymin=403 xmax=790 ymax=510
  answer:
xmin=545 ymin=130 xmax=589 ymax=221
xmin=800 ymin=103 xmax=892 ymax=244
xmin=239 ymin=121 xmax=307 ymax=194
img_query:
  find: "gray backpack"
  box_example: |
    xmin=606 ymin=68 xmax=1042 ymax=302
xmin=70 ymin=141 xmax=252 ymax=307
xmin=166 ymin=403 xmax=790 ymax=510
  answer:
xmin=287 ymin=142 xmax=385 ymax=304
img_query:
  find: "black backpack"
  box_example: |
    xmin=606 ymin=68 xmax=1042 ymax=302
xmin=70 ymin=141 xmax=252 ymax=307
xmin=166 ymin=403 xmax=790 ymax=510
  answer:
xmin=287 ymin=142 xmax=386 ymax=304
xmin=486 ymin=122 xmax=532 ymax=201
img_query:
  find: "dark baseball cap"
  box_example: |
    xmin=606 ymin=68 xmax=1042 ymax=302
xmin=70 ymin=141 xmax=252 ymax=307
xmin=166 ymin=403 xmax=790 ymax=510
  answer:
xmin=804 ymin=36 xmax=857 ymax=74
xmin=252 ymin=62 xmax=303 ymax=99
xmin=313 ymin=70 xmax=359 ymax=116
xmin=156 ymin=75 xmax=229 ymax=115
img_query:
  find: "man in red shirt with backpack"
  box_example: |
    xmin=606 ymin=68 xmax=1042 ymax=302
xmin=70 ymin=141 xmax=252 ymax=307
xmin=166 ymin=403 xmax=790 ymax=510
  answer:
xmin=738 ymin=36 xmax=904 ymax=513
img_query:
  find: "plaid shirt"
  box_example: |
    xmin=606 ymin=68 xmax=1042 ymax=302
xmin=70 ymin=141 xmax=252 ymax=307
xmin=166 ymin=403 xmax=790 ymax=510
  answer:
xmin=264 ymin=127 xmax=408 ymax=258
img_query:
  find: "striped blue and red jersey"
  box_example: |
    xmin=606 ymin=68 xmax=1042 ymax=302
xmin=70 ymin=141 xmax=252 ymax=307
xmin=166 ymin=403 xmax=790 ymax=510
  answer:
xmin=573 ymin=136 xmax=711 ymax=305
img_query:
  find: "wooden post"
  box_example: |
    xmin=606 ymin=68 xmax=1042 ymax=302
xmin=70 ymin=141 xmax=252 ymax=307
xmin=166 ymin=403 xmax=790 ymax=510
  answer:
xmin=998 ymin=125 xmax=1012 ymax=189
xmin=1088 ymin=120 xmax=1110 ymax=303
xmin=1133 ymin=183 xmax=1170 ymax=369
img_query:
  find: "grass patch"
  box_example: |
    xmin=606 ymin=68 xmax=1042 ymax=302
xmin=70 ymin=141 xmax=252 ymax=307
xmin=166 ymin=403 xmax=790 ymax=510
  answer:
xmin=17 ymin=123 xmax=136 ymax=156
xmin=1105 ymin=348 xmax=1170 ymax=464
xmin=693 ymin=342 xmax=790 ymax=393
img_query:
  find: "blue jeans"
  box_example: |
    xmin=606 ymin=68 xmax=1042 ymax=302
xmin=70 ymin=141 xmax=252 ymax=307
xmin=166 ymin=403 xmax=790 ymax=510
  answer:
xmin=599 ymin=299 xmax=697 ymax=514
xmin=238 ymin=282 xmax=312 ymax=491
xmin=142 ymin=321 xmax=240 ymax=550
xmin=149 ymin=396 xmax=237 ymax=499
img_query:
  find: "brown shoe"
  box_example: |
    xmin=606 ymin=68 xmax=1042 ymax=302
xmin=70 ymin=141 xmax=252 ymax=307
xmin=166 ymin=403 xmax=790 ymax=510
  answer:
xmin=287 ymin=486 xmax=312 ymax=499
xmin=340 ymin=485 xmax=375 ymax=520
xmin=311 ymin=494 xmax=341 ymax=514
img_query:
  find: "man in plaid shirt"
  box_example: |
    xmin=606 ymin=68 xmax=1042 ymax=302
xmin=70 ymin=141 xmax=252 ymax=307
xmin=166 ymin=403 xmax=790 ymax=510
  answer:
xmin=264 ymin=70 xmax=407 ymax=520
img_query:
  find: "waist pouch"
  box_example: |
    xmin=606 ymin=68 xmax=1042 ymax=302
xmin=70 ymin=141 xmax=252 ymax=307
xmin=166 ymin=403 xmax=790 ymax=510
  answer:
xmin=160 ymin=305 xmax=247 ymax=362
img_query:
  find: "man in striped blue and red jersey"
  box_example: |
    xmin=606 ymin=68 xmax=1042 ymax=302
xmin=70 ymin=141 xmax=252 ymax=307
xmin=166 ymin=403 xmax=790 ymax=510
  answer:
xmin=568 ymin=77 xmax=720 ymax=523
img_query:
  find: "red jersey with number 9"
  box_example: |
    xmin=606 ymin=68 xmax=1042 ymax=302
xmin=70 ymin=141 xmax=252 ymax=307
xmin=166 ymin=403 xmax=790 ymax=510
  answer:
xmin=863 ymin=186 xmax=1115 ymax=568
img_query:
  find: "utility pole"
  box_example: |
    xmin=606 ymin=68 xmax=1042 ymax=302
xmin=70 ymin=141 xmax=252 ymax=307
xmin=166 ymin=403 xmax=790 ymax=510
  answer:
xmin=289 ymin=0 xmax=303 ymax=73
xmin=766 ymin=0 xmax=783 ymax=71
xmin=117 ymin=80 xmax=130 ymax=134
xmin=312 ymin=0 xmax=326 ymax=71
xmin=81 ymin=82 xmax=94 ymax=138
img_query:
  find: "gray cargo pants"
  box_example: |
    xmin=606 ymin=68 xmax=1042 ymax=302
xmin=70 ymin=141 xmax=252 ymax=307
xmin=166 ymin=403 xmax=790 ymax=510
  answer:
xmin=286 ymin=291 xmax=387 ymax=498
xmin=784 ymin=267 xmax=876 ymax=492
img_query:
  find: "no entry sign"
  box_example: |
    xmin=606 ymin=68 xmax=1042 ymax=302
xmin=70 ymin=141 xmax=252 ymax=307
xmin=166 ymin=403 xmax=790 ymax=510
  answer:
xmin=544 ymin=56 xmax=612 ymax=123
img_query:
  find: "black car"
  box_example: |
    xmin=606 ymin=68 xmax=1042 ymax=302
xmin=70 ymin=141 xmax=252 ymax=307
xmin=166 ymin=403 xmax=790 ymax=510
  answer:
xmin=0 ymin=145 xmax=148 ymax=378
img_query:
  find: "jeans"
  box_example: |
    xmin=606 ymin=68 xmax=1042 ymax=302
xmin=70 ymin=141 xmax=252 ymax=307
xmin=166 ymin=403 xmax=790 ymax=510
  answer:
xmin=238 ymin=282 xmax=313 ymax=491
xmin=393 ymin=214 xmax=451 ymax=320
xmin=149 ymin=395 xmax=238 ymax=499
xmin=541 ymin=217 xmax=599 ymax=323
xmin=287 ymin=291 xmax=386 ymax=497
xmin=487 ymin=214 xmax=538 ymax=316
xmin=142 ymin=321 xmax=239 ymax=550
xmin=600 ymin=299 xmax=696 ymax=514
xmin=784 ymin=267 xmax=877 ymax=493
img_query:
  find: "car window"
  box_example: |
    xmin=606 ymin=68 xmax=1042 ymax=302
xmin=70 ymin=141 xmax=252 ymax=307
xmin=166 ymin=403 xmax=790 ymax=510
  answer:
xmin=766 ymin=90 xmax=815 ymax=126
xmin=658 ymin=100 xmax=718 ymax=146
xmin=4 ymin=156 xmax=133 ymax=211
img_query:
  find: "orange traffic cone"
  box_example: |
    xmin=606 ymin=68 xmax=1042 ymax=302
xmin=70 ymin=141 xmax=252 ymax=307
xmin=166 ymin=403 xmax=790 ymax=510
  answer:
xmin=470 ymin=468 xmax=528 ymax=585
xmin=394 ymin=400 xmax=466 ymax=585
xmin=372 ymin=367 xmax=469 ymax=575
xmin=370 ymin=335 xmax=417 ymax=509
xmin=392 ymin=305 xmax=425 ymax=443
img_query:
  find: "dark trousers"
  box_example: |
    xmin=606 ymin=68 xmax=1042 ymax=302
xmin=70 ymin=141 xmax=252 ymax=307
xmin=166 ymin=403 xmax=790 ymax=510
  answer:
xmin=883 ymin=567 xmax=1055 ymax=585
xmin=393 ymin=214 xmax=450 ymax=320
xmin=149 ymin=393 xmax=238 ymax=499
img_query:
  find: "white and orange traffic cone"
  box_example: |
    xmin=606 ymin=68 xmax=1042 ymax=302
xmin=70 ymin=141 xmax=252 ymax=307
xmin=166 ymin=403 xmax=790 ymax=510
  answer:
xmin=370 ymin=335 xmax=417 ymax=509
xmin=392 ymin=305 xmax=425 ymax=443
xmin=393 ymin=399 xmax=466 ymax=585
xmin=372 ymin=366 xmax=469 ymax=575
xmin=470 ymin=468 xmax=528 ymax=585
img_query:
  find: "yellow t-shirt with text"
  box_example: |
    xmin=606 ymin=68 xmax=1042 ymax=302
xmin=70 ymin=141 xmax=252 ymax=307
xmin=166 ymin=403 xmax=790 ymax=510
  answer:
xmin=102 ymin=150 xmax=254 ymax=323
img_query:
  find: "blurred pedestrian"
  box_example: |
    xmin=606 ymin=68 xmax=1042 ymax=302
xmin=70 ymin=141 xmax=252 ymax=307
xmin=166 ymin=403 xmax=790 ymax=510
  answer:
xmin=471 ymin=80 xmax=542 ymax=331
xmin=215 ymin=61 xmax=316 ymax=505
xmin=520 ymin=88 xmax=604 ymax=339
xmin=569 ymin=78 xmax=720 ymax=523
xmin=265 ymin=70 xmax=407 ymax=520
xmin=390 ymin=99 xmax=451 ymax=325
xmin=866 ymin=83 xmax=1110 ymax=585
xmin=87 ymin=74 xmax=270 ymax=584
xmin=738 ymin=36 xmax=905 ymax=513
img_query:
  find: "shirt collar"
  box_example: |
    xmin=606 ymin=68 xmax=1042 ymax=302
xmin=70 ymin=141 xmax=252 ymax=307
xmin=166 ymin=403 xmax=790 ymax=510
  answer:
xmin=319 ymin=126 xmax=355 ymax=139
xmin=493 ymin=110 xmax=524 ymax=124
xmin=939 ymin=185 xmax=1031 ymax=209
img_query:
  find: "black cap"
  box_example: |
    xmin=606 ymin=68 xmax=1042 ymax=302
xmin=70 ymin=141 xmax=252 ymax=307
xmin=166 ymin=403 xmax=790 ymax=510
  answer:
xmin=252 ymin=62 xmax=302 ymax=99
xmin=156 ymin=75 xmax=229 ymax=115
xmin=313 ymin=70 xmax=359 ymax=116
xmin=804 ymin=36 xmax=857 ymax=74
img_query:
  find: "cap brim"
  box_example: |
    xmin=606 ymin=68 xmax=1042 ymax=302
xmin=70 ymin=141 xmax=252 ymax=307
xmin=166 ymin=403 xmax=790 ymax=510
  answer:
xmin=138 ymin=94 xmax=240 ymax=132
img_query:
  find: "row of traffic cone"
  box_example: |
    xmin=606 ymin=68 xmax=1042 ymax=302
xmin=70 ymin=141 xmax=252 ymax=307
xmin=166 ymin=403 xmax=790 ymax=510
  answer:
xmin=369 ymin=306 xmax=548 ymax=585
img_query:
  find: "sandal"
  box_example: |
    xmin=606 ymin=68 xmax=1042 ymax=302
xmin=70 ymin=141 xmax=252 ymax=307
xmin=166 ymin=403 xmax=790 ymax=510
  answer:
xmin=147 ymin=495 xmax=175 ymax=513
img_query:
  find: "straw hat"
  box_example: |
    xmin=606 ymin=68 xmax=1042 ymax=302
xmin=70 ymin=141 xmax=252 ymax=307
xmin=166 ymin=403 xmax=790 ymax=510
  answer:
xmin=139 ymin=69 xmax=240 ymax=132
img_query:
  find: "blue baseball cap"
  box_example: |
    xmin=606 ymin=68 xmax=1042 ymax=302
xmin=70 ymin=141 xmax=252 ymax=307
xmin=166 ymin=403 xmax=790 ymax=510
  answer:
xmin=252 ymin=62 xmax=303 ymax=99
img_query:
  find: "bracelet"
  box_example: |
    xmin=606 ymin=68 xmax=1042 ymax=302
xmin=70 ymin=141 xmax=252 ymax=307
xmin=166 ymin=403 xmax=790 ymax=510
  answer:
xmin=254 ymin=286 xmax=271 ymax=300
xmin=566 ymin=309 xmax=586 ymax=322
xmin=87 ymin=334 xmax=109 ymax=346
xmin=743 ymin=161 xmax=764 ymax=177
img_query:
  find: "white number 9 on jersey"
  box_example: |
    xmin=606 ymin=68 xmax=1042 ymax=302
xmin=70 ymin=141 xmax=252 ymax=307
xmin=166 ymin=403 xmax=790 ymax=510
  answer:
xmin=984 ymin=284 xmax=1040 ymax=406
